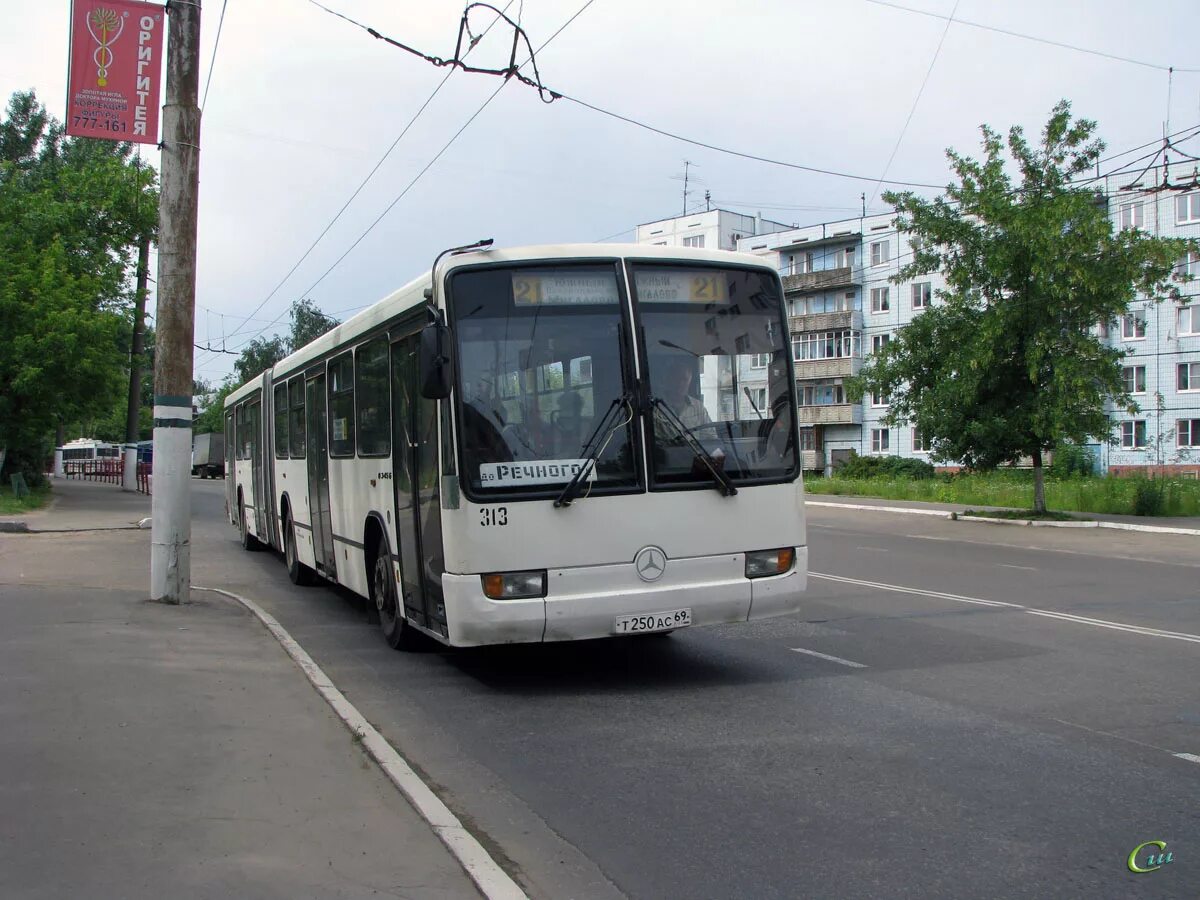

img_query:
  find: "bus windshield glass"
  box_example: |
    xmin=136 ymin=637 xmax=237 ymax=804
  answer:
xmin=631 ymin=263 xmax=798 ymax=488
xmin=449 ymin=264 xmax=638 ymax=497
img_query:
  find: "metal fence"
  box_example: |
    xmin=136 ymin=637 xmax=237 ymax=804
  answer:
xmin=62 ymin=458 xmax=151 ymax=494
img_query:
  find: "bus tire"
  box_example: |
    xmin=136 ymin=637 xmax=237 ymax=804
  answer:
xmin=238 ymin=495 xmax=262 ymax=552
xmin=284 ymin=513 xmax=315 ymax=586
xmin=373 ymin=537 xmax=419 ymax=651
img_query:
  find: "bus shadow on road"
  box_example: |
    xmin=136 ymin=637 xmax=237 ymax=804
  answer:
xmin=441 ymin=632 xmax=802 ymax=696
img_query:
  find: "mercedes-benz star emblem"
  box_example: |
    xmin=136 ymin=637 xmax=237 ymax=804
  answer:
xmin=634 ymin=546 xmax=667 ymax=582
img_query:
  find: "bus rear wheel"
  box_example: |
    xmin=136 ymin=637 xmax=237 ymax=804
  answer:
xmin=238 ymin=495 xmax=261 ymax=552
xmin=373 ymin=539 xmax=419 ymax=651
xmin=285 ymin=514 xmax=315 ymax=585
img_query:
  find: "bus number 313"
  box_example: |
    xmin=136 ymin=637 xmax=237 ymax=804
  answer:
xmin=480 ymin=507 xmax=508 ymax=527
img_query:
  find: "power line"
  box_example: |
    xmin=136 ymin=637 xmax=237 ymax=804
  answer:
xmin=199 ymin=1 xmax=519 ymax=365
xmin=867 ymin=0 xmax=960 ymax=210
xmin=861 ymin=0 xmax=1200 ymax=74
xmin=200 ymin=0 xmax=229 ymax=111
xmin=221 ymin=0 xmax=600 ymax=356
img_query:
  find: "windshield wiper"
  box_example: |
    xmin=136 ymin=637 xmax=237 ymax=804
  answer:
xmin=554 ymin=393 xmax=632 ymax=508
xmin=650 ymin=397 xmax=738 ymax=497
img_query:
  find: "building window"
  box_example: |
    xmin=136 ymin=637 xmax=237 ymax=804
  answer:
xmin=792 ymin=252 xmax=814 ymax=274
xmin=912 ymin=427 xmax=930 ymax=453
xmin=834 ymin=247 xmax=855 ymax=268
xmin=750 ymin=353 xmax=770 ymax=369
xmin=871 ymin=428 xmax=890 ymax=453
xmin=798 ymin=428 xmax=817 ymax=451
xmin=870 ymin=287 xmax=890 ymax=313
xmin=799 ymin=381 xmax=846 ymax=406
xmin=1119 ymin=201 xmax=1143 ymax=230
xmin=1095 ymin=319 xmax=1110 ymax=339
xmin=1176 ymin=192 xmax=1200 ymax=225
xmin=1120 ymin=420 xmax=1147 ymax=449
xmin=1120 ymin=314 xmax=1146 ymax=340
xmin=841 ymin=291 xmax=858 ymax=311
xmin=1179 ymin=306 xmax=1200 ymax=336
xmin=682 ymin=235 xmax=705 ymax=248
xmin=1181 ymin=249 xmax=1200 ymax=278
xmin=1121 ymin=365 xmax=1146 ymax=394
xmin=871 ymin=333 xmax=891 ymax=355
xmin=747 ymin=387 xmax=768 ymax=412
xmin=1180 ymin=362 xmax=1200 ymax=391
xmin=870 ymin=389 xmax=889 ymax=407
xmin=1178 ymin=419 xmax=1200 ymax=448
xmin=793 ymin=330 xmax=860 ymax=360
xmin=911 ymin=282 xmax=931 ymax=310
xmin=870 ymin=240 xmax=889 ymax=266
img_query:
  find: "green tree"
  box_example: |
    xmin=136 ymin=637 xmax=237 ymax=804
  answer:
xmin=193 ymin=378 xmax=237 ymax=435
xmin=289 ymin=297 xmax=338 ymax=348
xmin=233 ymin=334 xmax=289 ymax=385
xmin=0 ymin=91 xmax=158 ymax=482
xmin=850 ymin=101 xmax=1193 ymax=513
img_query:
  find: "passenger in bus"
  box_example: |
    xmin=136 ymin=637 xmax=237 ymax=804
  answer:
xmin=554 ymin=389 xmax=587 ymax=455
xmin=656 ymin=357 xmax=711 ymax=433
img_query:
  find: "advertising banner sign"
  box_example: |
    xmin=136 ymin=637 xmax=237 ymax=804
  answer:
xmin=66 ymin=0 xmax=164 ymax=144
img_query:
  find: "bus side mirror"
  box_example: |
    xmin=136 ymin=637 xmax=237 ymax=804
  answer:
xmin=419 ymin=322 xmax=453 ymax=399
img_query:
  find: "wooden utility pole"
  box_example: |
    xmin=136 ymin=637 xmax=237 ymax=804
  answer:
xmin=123 ymin=234 xmax=151 ymax=492
xmin=151 ymin=0 xmax=201 ymax=604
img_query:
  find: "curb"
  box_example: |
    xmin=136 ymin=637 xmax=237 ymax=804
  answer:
xmin=804 ymin=500 xmax=1200 ymax=536
xmin=195 ymin=586 xmax=528 ymax=900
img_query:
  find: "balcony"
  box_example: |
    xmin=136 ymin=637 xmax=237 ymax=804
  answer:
xmin=800 ymin=449 xmax=824 ymax=471
xmin=793 ymin=355 xmax=862 ymax=379
xmin=789 ymin=310 xmax=862 ymax=334
xmin=796 ymin=404 xmax=862 ymax=426
xmin=781 ymin=265 xmax=862 ymax=295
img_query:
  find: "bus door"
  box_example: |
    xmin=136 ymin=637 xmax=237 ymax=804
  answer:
xmin=390 ymin=334 xmax=447 ymax=633
xmin=248 ymin=397 xmax=266 ymax=536
xmin=305 ymin=372 xmax=336 ymax=577
xmin=224 ymin=410 xmax=236 ymax=520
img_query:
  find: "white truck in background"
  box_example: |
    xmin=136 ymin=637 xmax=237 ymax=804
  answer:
xmin=191 ymin=432 xmax=225 ymax=479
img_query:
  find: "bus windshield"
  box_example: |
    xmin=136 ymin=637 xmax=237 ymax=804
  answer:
xmin=632 ymin=263 xmax=798 ymax=488
xmin=449 ymin=264 xmax=638 ymax=498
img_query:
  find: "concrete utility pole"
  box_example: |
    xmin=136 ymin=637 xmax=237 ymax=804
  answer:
xmin=123 ymin=234 xmax=151 ymax=492
xmin=151 ymin=0 xmax=202 ymax=604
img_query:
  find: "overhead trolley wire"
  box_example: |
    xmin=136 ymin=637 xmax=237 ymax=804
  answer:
xmin=221 ymin=0 xmax=600 ymax=356
xmin=862 ymin=0 xmax=1200 ymax=73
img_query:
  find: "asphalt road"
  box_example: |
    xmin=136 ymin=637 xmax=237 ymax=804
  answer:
xmin=189 ymin=481 xmax=1199 ymax=900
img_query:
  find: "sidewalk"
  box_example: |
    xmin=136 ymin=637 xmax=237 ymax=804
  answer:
xmin=0 ymin=478 xmax=482 ymax=900
xmin=804 ymin=491 xmax=1200 ymax=533
xmin=1 ymin=475 xmax=155 ymax=532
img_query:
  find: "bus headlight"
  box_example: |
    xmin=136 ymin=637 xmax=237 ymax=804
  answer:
xmin=745 ymin=548 xmax=795 ymax=578
xmin=481 ymin=570 xmax=547 ymax=600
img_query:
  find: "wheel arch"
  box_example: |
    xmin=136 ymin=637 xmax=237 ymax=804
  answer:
xmin=363 ymin=511 xmax=390 ymax=589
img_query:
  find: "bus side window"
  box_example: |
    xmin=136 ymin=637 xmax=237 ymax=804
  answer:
xmin=328 ymin=352 xmax=355 ymax=457
xmin=288 ymin=376 xmax=306 ymax=458
xmin=273 ymin=383 xmax=289 ymax=459
xmin=355 ymin=337 xmax=390 ymax=457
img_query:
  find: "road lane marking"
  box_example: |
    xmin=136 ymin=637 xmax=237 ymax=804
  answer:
xmin=790 ymin=647 xmax=868 ymax=668
xmin=998 ymin=564 xmax=1038 ymax=571
xmin=1023 ymin=609 xmax=1200 ymax=644
xmin=196 ymin=586 xmax=528 ymax=900
xmin=855 ymin=546 xmax=890 ymax=552
xmin=811 ymin=572 xmax=1200 ymax=646
xmin=1174 ymin=753 xmax=1200 ymax=765
xmin=811 ymin=572 xmax=1020 ymax=609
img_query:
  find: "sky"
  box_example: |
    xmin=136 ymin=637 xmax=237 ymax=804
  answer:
xmin=5 ymin=0 xmax=1200 ymax=384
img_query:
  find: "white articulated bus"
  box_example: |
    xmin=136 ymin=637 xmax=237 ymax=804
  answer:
xmin=225 ymin=242 xmax=806 ymax=649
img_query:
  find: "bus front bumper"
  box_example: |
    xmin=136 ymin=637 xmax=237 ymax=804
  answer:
xmin=440 ymin=547 xmax=807 ymax=647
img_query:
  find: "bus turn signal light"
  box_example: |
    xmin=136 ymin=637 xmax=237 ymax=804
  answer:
xmin=745 ymin=548 xmax=795 ymax=578
xmin=481 ymin=570 xmax=547 ymax=600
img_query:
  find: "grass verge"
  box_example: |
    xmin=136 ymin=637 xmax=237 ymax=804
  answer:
xmin=804 ymin=472 xmax=1200 ymax=517
xmin=959 ymin=508 xmax=1079 ymax=521
xmin=0 ymin=483 xmax=50 ymax=516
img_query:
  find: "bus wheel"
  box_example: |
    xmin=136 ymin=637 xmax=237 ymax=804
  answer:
xmin=285 ymin=513 xmax=315 ymax=585
xmin=238 ymin=496 xmax=261 ymax=552
xmin=373 ymin=539 xmax=418 ymax=650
